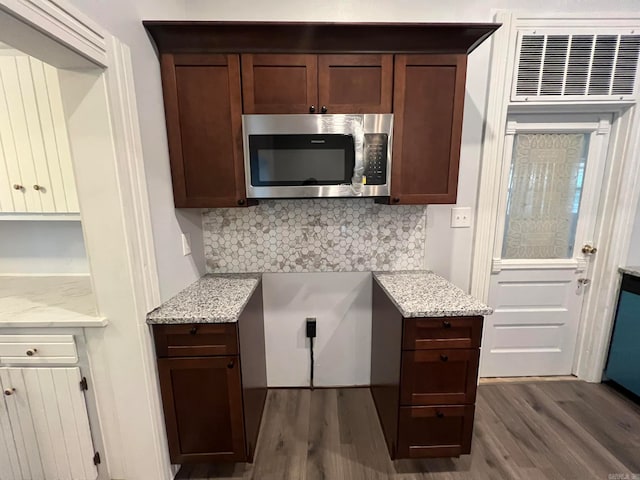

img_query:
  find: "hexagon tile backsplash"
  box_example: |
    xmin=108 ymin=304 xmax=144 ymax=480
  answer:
xmin=203 ymin=199 xmax=427 ymax=273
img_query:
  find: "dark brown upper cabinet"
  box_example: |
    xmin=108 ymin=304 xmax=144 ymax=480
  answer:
xmin=241 ymin=54 xmax=318 ymax=114
xmin=160 ymin=54 xmax=249 ymax=208
xmin=242 ymin=54 xmax=393 ymax=114
xmin=145 ymin=22 xmax=499 ymax=208
xmin=390 ymin=54 xmax=467 ymax=205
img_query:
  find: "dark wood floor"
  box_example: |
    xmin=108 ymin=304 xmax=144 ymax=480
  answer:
xmin=176 ymin=382 xmax=640 ymax=480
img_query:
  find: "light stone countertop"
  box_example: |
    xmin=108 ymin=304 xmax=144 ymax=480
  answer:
xmin=373 ymin=271 xmax=493 ymax=318
xmin=619 ymin=266 xmax=640 ymax=278
xmin=146 ymin=274 xmax=262 ymax=324
xmin=0 ymin=276 xmax=107 ymax=328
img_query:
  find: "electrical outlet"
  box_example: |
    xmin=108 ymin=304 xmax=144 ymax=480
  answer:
xmin=181 ymin=233 xmax=191 ymax=256
xmin=450 ymin=207 xmax=472 ymax=228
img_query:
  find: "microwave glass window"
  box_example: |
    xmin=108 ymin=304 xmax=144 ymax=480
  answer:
xmin=249 ymin=134 xmax=355 ymax=186
xmin=257 ymin=149 xmax=346 ymax=183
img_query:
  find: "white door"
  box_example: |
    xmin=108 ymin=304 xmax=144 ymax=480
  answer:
xmin=0 ymin=367 xmax=98 ymax=480
xmin=480 ymin=114 xmax=612 ymax=377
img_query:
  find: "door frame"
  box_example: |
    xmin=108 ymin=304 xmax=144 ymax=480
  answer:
xmin=0 ymin=0 xmax=167 ymax=478
xmin=471 ymin=11 xmax=640 ymax=382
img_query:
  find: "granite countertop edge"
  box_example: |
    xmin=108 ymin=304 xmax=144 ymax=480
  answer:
xmin=146 ymin=273 xmax=262 ymax=325
xmin=619 ymin=266 xmax=640 ymax=278
xmin=373 ymin=271 xmax=493 ymax=318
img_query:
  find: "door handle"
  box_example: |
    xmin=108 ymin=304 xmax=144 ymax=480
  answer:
xmin=578 ymin=278 xmax=591 ymax=286
xmin=582 ymin=244 xmax=597 ymax=255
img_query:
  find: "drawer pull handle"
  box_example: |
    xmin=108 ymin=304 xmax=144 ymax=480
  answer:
xmin=442 ymin=320 xmax=452 ymax=328
xmin=189 ymin=326 xmax=198 ymax=335
xmin=4 ymin=388 xmax=15 ymax=396
xmin=227 ymin=360 xmax=234 ymax=369
xmin=26 ymin=348 xmax=38 ymax=356
xmin=436 ymin=411 xmax=445 ymax=419
xmin=440 ymin=354 xmax=449 ymax=362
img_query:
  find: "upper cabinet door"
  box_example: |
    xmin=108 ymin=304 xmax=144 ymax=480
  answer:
xmin=161 ymin=54 xmax=248 ymax=208
xmin=391 ymin=55 xmax=467 ymax=205
xmin=318 ymin=54 xmax=393 ymax=114
xmin=0 ymin=56 xmax=79 ymax=214
xmin=241 ymin=54 xmax=318 ymax=114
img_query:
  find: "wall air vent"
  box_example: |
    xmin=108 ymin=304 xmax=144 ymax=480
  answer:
xmin=512 ymin=32 xmax=640 ymax=101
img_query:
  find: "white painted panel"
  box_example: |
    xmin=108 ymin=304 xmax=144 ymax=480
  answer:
xmin=0 ymin=126 xmax=15 ymax=212
xmin=0 ymin=379 xmax=21 ymax=480
xmin=483 ymin=267 xmax=585 ymax=377
xmin=0 ymin=57 xmax=27 ymax=212
xmin=0 ymin=368 xmax=97 ymax=480
xmin=262 ymin=272 xmax=372 ymax=387
xmin=43 ymin=64 xmax=79 ymax=212
xmin=49 ymin=368 xmax=95 ymax=480
xmin=5 ymin=368 xmax=45 ymax=479
xmin=492 ymin=323 xmax=565 ymax=350
xmin=21 ymin=369 xmax=59 ymax=478
xmin=0 ymin=334 xmax=77 ymax=364
xmin=491 ymin=308 xmax=569 ymax=325
xmin=30 ymin=57 xmax=68 ymax=212
xmin=1 ymin=56 xmax=40 ymax=212
xmin=15 ymin=56 xmax=55 ymax=212
xmin=63 ymin=368 xmax=97 ymax=479
xmin=493 ymin=281 xmax=571 ymax=308
xmin=33 ymin=369 xmax=72 ymax=479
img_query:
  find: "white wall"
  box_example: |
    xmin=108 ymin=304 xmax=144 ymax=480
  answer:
xmin=263 ymin=272 xmax=372 ymax=387
xmin=64 ymin=0 xmax=204 ymax=302
xmin=0 ymin=221 xmax=88 ymax=274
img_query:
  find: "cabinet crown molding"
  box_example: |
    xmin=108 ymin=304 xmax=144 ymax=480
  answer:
xmin=143 ymin=21 xmax=500 ymax=55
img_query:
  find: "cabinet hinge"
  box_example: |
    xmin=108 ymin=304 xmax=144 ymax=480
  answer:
xmin=80 ymin=377 xmax=88 ymax=391
xmin=93 ymin=451 xmax=101 ymax=465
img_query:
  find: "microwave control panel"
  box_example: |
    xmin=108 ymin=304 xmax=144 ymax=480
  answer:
xmin=363 ymin=134 xmax=388 ymax=185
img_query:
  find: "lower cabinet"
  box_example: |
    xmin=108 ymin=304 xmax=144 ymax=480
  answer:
xmin=371 ymin=279 xmax=483 ymax=459
xmin=0 ymin=367 xmax=98 ymax=479
xmin=157 ymin=357 xmax=246 ymax=463
xmin=153 ymin=282 xmax=267 ymax=464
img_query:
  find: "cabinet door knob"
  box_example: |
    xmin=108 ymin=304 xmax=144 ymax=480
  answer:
xmin=227 ymin=360 xmax=234 ymax=369
xmin=4 ymin=388 xmax=15 ymax=396
xmin=321 ymin=105 xmax=328 ymax=114
xmin=26 ymin=348 xmax=37 ymax=356
xmin=13 ymin=184 xmax=23 ymax=190
xmin=33 ymin=185 xmax=42 ymax=191
xmin=189 ymin=326 xmax=198 ymax=335
xmin=237 ymin=199 xmax=246 ymax=206
xmin=309 ymin=105 xmax=316 ymax=113
xmin=442 ymin=320 xmax=452 ymax=328
xmin=440 ymin=354 xmax=449 ymax=362
xmin=392 ymin=197 xmax=400 ymax=204
xmin=436 ymin=411 xmax=445 ymax=418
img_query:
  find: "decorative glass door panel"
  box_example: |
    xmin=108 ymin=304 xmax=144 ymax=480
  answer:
xmin=502 ymin=133 xmax=589 ymax=259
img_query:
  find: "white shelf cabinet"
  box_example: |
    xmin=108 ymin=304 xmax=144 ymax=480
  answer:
xmin=0 ymin=54 xmax=80 ymax=214
xmin=0 ymin=367 xmax=98 ymax=480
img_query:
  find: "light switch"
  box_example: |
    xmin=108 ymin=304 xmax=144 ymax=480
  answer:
xmin=450 ymin=207 xmax=472 ymax=228
xmin=181 ymin=233 xmax=192 ymax=256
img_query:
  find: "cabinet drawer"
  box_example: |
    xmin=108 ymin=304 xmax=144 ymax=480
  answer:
xmin=403 ymin=317 xmax=482 ymax=350
xmin=400 ymin=349 xmax=479 ymax=405
xmin=397 ymin=405 xmax=474 ymax=458
xmin=153 ymin=324 xmax=238 ymax=357
xmin=0 ymin=335 xmax=77 ymax=364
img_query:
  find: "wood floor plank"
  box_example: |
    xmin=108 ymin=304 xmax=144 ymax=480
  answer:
xmin=174 ymin=382 xmax=640 ymax=480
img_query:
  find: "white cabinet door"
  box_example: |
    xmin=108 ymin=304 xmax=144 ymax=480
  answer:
xmin=0 ymin=367 xmax=98 ymax=480
xmin=0 ymin=55 xmax=79 ymax=214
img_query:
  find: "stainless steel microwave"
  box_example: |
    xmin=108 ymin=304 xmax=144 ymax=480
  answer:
xmin=242 ymin=114 xmax=393 ymax=198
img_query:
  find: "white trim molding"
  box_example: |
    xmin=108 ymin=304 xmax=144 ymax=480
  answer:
xmin=0 ymin=0 xmax=107 ymax=65
xmin=0 ymin=0 xmax=166 ymax=478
